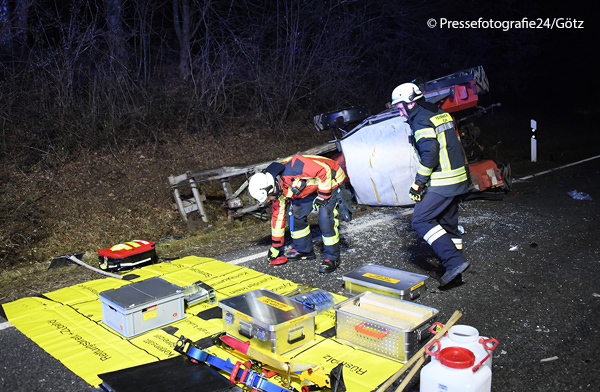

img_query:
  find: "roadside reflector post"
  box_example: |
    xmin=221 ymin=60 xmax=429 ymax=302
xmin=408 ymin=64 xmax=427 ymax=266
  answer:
xmin=531 ymin=119 xmax=537 ymax=162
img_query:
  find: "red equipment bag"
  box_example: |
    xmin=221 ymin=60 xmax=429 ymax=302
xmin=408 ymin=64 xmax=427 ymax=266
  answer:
xmin=98 ymin=239 xmax=158 ymax=272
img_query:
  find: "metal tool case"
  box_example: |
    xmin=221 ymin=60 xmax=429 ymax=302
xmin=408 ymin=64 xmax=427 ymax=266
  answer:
xmin=334 ymin=291 xmax=438 ymax=362
xmin=218 ymin=289 xmax=317 ymax=355
xmin=99 ymin=277 xmax=185 ymax=337
xmin=343 ymin=264 xmax=429 ymax=300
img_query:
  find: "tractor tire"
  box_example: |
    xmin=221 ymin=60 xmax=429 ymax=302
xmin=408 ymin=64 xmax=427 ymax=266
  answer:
xmin=314 ymin=106 xmax=370 ymax=132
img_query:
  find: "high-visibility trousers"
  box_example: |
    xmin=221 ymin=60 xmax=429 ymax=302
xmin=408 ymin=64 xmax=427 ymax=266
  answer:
xmin=411 ymin=191 xmax=467 ymax=270
xmin=290 ymin=195 xmax=340 ymax=261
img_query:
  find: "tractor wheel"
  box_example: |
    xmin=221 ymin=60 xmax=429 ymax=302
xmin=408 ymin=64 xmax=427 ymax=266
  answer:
xmin=314 ymin=106 xmax=370 ymax=132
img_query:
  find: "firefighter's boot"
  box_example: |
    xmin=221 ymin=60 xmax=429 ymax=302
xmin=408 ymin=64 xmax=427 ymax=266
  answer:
xmin=440 ymin=261 xmax=470 ymax=286
xmin=319 ymin=259 xmax=340 ymax=274
xmin=285 ymin=249 xmax=316 ymax=261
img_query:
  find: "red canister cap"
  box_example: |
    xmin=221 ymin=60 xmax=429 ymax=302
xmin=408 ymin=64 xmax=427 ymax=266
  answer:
xmin=439 ymin=347 xmax=475 ymax=369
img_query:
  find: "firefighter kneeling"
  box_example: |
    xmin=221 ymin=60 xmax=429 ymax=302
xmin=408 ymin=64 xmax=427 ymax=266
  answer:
xmin=248 ymin=155 xmax=346 ymax=273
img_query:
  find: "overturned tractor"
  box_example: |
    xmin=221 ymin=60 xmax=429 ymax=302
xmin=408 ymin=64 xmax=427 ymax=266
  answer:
xmin=314 ymin=65 xmax=510 ymax=207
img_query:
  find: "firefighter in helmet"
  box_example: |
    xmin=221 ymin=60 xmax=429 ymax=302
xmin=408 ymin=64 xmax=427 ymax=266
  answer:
xmin=248 ymin=155 xmax=346 ymax=273
xmin=392 ymin=82 xmax=470 ymax=286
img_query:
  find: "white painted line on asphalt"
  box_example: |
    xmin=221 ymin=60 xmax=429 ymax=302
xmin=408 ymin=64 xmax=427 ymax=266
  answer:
xmin=228 ymin=252 xmax=264 ymax=265
xmin=515 ymin=154 xmax=600 ymax=182
xmin=226 ymin=209 xmax=414 ymax=265
xmin=0 ymin=321 xmax=14 ymax=331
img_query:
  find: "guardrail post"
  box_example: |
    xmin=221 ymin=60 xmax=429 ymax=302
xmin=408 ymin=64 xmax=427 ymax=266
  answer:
xmin=531 ymin=119 xmax=537 ymax=162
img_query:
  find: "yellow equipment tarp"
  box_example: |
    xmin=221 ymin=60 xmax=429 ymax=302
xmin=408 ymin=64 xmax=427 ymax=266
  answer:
xmin=3 ymin=256 xmax=402 ymax=390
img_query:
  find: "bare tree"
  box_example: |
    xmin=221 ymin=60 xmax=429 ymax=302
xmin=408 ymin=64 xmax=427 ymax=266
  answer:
xmin=14 ymin=0 xmax=31 ymax=48
xmin=104 ymin=0 xmax=128 ymax=71
xmin=173 ymin=0 xmax=191 ymax=79
xmin=130 ymin=0 xmax=161 ymax=84
xmin=0 ymin=0 xmax=10 ymax=50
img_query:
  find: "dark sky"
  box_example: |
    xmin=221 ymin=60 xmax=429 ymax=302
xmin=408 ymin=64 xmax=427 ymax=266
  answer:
xmin=410 ymin=1 xmax=596 ymax=110
xmin=393 ymin=0 xmax=598 ymax=145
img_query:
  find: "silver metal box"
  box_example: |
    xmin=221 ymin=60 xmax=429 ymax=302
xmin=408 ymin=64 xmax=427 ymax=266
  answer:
xmin=334 ymin=291 xmax=438 ymax=362
xmin=343 ymin=264 xmax=428 ymax=301
xmin=99 ymin=277 xmax=185 ymax=338
xmin=218 ymin=289 xmax=317 ymax=355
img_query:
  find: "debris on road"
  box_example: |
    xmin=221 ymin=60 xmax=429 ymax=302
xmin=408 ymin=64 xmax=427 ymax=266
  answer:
xmin=540 ymin=356 xmax=559 ymax=362
xmin=567 ymin=190 xmax=592 ymax=201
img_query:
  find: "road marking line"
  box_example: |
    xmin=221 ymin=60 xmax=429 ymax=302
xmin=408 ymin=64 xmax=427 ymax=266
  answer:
xmin=226 ymin=209 xmax=413 ymax=265
xmin=0 ymin=321 xmax=14 ymax=331
xmin=515 ymin=154 xmax=600 ymax=182
xmin=228 ymin=252 xmax=264 ymax=265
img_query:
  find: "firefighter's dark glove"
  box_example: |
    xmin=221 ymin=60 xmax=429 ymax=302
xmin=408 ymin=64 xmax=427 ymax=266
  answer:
xmin=409 ymin=180 xmax=427 ymax=202
xmin=267 ymin=246 xmax=281 ymax=261
xmin=313 ymin=196 xmax=328 ymax=210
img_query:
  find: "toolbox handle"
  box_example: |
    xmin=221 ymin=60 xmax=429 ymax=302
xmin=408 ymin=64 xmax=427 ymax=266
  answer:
xmin=354 ymin=322 xmax=388 ymax=339
xmin=417 ymin=323 xmax=432 ymax=342
xmin=288 ymin=333 xmax=305 ymax=344
xmin=238 ymin=320 xmax=254 ymax=339
xmin=239 ymin=329 xmax=253 ymax=339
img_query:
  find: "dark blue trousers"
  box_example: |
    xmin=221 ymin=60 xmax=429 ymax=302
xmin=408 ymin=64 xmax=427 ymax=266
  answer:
xmin=290 ymin=196 xmax=340 ymax=261
xmin=412 ymin=191 xmax=466 ymax=270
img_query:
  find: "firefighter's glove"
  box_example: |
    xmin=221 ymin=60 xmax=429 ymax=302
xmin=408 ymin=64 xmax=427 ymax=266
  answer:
xmin=312 ymin=196 xmax=328 ymax=210
xmin=409 ymin=180 xmax=427 ymax=202
xmin=267 ymin=246 xmax=281 ymax=262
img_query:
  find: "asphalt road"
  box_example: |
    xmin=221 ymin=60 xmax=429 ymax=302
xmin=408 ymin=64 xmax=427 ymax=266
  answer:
xmin=2 ymin=155 xmax=599 ymax=392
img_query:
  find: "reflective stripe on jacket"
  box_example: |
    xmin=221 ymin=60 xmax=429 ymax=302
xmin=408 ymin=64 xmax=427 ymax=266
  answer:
xmin=270 ymin=155 xmax=345 ymax=247
xmin=408 ymin=105 xmax=468 ymax=197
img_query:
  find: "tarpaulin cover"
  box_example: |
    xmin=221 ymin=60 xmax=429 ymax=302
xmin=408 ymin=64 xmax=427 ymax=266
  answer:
xmin=341 ymin=115 xmax=419 ymax=206
xmin=2 ymin=257 xmax=403 ymax=391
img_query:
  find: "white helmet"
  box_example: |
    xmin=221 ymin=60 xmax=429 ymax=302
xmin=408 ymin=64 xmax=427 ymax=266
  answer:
xmin=391 ymin=83 xmax=423 ymax=105
xmin=248 ymin=172 xmax=276 ymax=203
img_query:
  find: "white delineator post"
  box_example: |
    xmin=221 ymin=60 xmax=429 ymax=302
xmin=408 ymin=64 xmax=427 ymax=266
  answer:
xmin=531 ymin=119 xmax=537 ymax=162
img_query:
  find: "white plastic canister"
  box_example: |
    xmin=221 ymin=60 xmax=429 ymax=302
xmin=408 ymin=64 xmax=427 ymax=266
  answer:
xmin=420 ymin=340 xmax=492 ymax=392
xmin=431 ymin=324 xmax=498 ymax=369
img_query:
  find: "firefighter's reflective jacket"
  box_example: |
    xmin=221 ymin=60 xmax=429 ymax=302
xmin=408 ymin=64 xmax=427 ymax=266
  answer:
xmin=408 ymin=104 xmax=469 ymax=197
xmin=271 ymin=155 xmax=346 ymax=248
